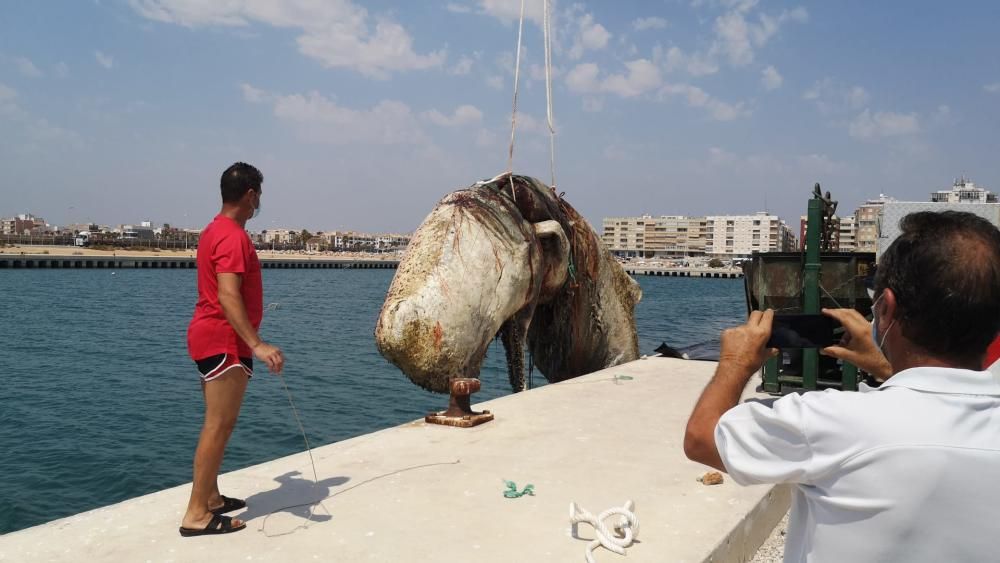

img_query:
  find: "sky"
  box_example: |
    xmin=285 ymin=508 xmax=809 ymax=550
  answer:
xmin=1 ymin=1 xmax=998 ymax=233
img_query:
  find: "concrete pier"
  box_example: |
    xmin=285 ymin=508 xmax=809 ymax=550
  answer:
xmin=623 ymin=266 xmax=744 ymax=279
xmin=0 ymin=254 xmax=398 ymax=270
xmin=0 ymin=358 xmax=788 ymax=562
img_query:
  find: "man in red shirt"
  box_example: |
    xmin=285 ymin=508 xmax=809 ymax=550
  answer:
xmin=179 ymin=162 xmax=285 ymax=537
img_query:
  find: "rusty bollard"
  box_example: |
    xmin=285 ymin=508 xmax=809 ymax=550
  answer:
xmin=425 ymin=377 xmax=495 ymax=428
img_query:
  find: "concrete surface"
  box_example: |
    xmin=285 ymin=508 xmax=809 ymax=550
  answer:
xmin=0 ymin=357 xmax=789 ymax=563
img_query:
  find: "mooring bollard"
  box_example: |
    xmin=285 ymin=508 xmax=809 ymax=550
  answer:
xmin=425 ymin=377 xmax=494 ymax=428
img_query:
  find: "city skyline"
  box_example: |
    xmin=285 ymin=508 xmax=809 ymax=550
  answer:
xmin=1 ymin=2 xmax=999 ymax=232
xmin=3 ymin=173 xmax=994 ymax=237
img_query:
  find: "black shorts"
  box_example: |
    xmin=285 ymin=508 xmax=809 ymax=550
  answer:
xmin=195 ymin=354 xmax=253 ymax=381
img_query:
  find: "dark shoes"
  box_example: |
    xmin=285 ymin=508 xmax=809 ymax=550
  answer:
xmin=210 ymin=495 xmax=247 ymax=515
xmin=178 ymin=496 xmax=248 ymax=537
xmin=178 ymin=514 xmax=246 ymax=537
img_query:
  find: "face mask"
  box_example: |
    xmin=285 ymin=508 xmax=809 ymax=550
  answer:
xmin=250 ymin=192 xmax=261 ymax=220
xmin=871 ymin=293 xmax=895 ymax=352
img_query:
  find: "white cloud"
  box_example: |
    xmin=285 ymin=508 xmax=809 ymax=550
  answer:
xmin=476 ymin=128 xmax=498 ymax=147
xmin=568 ymin=11 xmax=611 ymax=60
xmin=512 ymin=111 xmax=542 ymax=132
xmin=95 ymin=51 xmax=114 ymax=69
xmin=633 ymin=16 xmax=668 ymax=31
xmin=54 ymin=62 xmax=69 ymax=78
xmin=478 ymin=0 xmax=544 ymax=25
xmin=761 ymin=65 xmax=782 ymax=90
xmin=449 ymin=55 xmax=475 ymax=75
xmin=984 ymin=83 xmax=1000 ymax=94
xmin=803 ymin=78 xmax=869 ymax=114
xmin=445 ymin=2 xmax=473 ymax=14
xmin=603 ymin=59 xmax=662 ymax=98
xmin=796 ymin=153 xmax=841 ymax=175
xmin=13 ymin=56 xmax=42 ymax=77
xmin=931 ymin=104 xmax=953 ymax=126
xmin=130 ymin=0 xmax=445 ymax=78
xmin=486 ymin=75 xmax=505 ymax=89
xmin=846 ymin=86 xmax=869 ymax=109
xmin=709 ymin=5 xmax=808 ymax=67
xmin=848 ymin=110 xmax=920 ymax=139
xmin=242 ymin=84 xmax=427 ymax=145
xmin=566 ymin=60 xmax=662 ymax=98
xmin=421 ymin=104 xmax=484 ymax=127
xmin=657 ymin=45 xmax=719 ymax=76
xmin=565 ymin=62 xmax=601 ymax=93
xmin=240 ymin=83 xmax=268 ymax=103
xmin=659 ymin=83 xmax=749 ymax=121
xmin=0 ymin=83 xmax=17 ymax=106
xmin=0 ymin=81 xmax=80 ymax=146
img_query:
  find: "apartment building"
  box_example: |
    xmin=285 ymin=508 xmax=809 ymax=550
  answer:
xmin=838 ymin=215 xmax=857 ymax=251
xmin=854 ymin=194 xmax=895 ymax=253
xmin=931 ymin=177 xmax=996 ymax=203
xmin=602 ymin=215 xmax=707 ymax=258
xmin=602 ymin=212 xmax=794 ymax=258
xmin=1 ymin=213 xmax=46 ymax=235
xmin=705 ymin=213 xmax=796 ymax=257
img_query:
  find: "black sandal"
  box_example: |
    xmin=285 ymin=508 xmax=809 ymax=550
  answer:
xmin=179 ymin=514 xmax=247 ymax=537
xmin=210 ymin=495 xmax=247 ymax=515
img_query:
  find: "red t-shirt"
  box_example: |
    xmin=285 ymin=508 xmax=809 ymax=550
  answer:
xmin=985 ymin=335 xmax=1000 ymax=369
xmin=187 ymin=214 xmax=263 ymax=361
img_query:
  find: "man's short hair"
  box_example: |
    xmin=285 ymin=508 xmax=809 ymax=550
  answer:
xmin=875 ymin=210 xmax=1000 ymax=366
xmin=220 ymin=162 xmax=263 ymax=203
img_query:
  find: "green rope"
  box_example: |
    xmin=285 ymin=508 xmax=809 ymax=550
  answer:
xmin=503 ymin=480 xmax=535 ymax=498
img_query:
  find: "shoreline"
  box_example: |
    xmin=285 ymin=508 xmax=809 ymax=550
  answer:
xmin=0 ymin=245 xmax=401 ymax=261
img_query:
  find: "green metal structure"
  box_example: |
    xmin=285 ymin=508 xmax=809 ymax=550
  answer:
xmin=744 ymin=185 xmax=876 ymax=394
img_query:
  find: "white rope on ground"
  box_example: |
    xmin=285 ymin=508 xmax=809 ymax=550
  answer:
xmin=506 ymin=0 xmax=527 ymax=202
xmin=543 ymin=0 xmax=557 ymax=189
xmin=569 ymin=500 xmax=640 ymax=563
xmin=260 ymin=372 xmax=327 ymax=534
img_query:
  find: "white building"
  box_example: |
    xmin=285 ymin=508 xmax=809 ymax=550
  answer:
xmin=931 ymin=177 xmax=997 ymax=203
xmin=705 ymin=213 xmax=796 ymax=258
xmin=854 ymin=194 xmax=896 ymax=253
xmin=602 ymin=212 xmax=795 ymax=259
xmin=602 ymin=215 xmax=708 ymax=258
xmin=838 ymin=215 xmax=857 ymax=252
xmin=261 ymin=229 xmax=296 ymax=244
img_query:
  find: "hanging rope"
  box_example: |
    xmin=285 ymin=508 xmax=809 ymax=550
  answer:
xmin=543 ymin=0 xmax=557 ymax=189
xmin=506 ymin=0 xmax=527 ymax=202
xmin=569 ymin=500 xmax=640 ymax=563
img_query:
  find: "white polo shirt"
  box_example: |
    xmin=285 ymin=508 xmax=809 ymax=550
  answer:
xmin=716 ymin=367 xmax=1000 ymax=562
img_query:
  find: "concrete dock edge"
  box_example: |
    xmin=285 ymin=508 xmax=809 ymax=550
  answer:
xmin=0 ymin=357 xmax=789 ymax=562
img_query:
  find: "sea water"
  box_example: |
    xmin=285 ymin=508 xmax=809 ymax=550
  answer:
xmin=0 ymin=269 xmax=744 ymax=533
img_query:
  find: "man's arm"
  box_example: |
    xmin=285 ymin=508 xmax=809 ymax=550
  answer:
xmin=217 ymin=272 xmax=284 ymax=374
xmin=684 ymin=309 xmax=776 ymax=471
xmin=820 ymin=308 xmax=892 ymax=381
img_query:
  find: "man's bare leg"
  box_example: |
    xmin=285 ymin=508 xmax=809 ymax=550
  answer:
xmin=181 ymin=368 xmax=248 ymax=530
xmin=199 ymin=381 xmax=228 ymax=513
